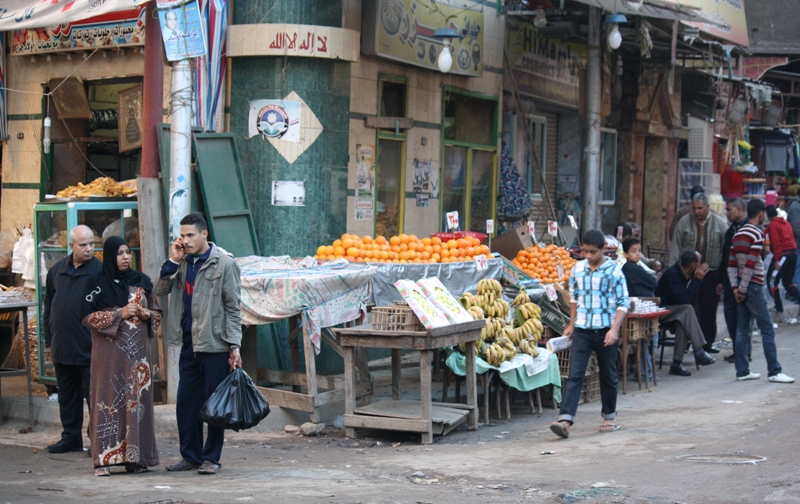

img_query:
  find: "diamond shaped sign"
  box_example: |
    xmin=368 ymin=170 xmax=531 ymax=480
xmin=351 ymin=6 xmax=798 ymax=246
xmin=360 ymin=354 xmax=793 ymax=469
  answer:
xmin=267 ymin=91 xmax=323 ymax=164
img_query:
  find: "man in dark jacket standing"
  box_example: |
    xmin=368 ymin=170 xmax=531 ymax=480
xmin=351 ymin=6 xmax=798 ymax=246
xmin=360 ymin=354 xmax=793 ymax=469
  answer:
xmin=42 ymin=225 xmax=102 ymax=453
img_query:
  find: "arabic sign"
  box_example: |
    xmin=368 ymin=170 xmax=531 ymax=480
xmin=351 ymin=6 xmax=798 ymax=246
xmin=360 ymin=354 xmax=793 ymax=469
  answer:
xmin=158 ymin=1 xmax=207 ymax=61
xmin=248 ymin=99 xmax=301 ymax=142
xmin=11 ymin=6 xmax=145 ymax=55
xmin=361 ymin=0 xmax=483 ymax=77
xmin=505 ymin=17 xmax=586 ymax=109
xmin=227 ymin=24 xmax=359 ymax=61
xmin=683 ymin=0 xmax=749 ymax=47
xmin=0 ymin=0 xmax=150 ymax=31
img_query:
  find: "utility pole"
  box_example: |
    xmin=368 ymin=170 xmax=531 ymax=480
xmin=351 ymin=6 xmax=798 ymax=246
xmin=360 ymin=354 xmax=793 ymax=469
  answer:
xmin=581 ymin=7 xmax=602 ymax=234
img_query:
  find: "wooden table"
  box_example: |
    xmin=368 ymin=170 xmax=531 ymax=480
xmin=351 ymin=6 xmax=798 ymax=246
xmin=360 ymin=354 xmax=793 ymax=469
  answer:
xmin=620 ymin=311 xmax=668 ymax=394
xmin=0 ymin=300 xmax=37 ymax=429
xmin=334 ymin=319 xmax=483 ymax=445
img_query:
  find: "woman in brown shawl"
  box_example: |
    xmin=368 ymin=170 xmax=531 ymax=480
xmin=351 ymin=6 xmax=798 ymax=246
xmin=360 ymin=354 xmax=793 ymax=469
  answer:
xmin=83 ymin=236 xmax=161 ymax=476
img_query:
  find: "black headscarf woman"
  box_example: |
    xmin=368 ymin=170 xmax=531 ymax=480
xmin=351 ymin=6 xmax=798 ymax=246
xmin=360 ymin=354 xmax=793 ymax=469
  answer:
xmin=85 ymin=236 xmax=153 ymax=311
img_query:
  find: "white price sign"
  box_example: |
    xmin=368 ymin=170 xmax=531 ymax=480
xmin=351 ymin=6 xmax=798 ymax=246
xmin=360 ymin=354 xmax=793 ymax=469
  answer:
xmin=557 ymin=263 xmax=565 ymax=281
xmin=446 ymin=211 xmax=459 ymax=230
xmin=527 ymin=221 xmax=536 ymax=242
xmin=474 ymin=254 xmax=488 ymax=271
xmin=543 ymin=284 xmax=558 ymax=301
xmin=486 ymin=219 xmax=494 ymax=234
xmin=547 ymin=221 xmax=558 ymax=237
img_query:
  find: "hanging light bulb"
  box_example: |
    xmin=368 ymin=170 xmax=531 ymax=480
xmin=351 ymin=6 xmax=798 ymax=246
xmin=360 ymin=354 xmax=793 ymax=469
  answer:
xmin=533 ymin=7 xmax=547 ymax=28
xmin=433 ymin=27 xmax=459 ymax=74
xmin=43 ymin=117 xmax=52 ymax=154
xmin=604 ymin=13 xmax=627 ymax=51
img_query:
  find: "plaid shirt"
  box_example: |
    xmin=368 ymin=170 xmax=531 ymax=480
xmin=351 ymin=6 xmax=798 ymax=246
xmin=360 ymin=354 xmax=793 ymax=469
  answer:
xmin=569 ymin=258 xmax=629 ymax=329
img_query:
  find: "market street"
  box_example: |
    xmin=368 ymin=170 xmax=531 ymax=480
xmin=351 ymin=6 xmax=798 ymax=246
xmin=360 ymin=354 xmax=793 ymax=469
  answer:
xmin=1 ymin=312 xmax=799 ymax=504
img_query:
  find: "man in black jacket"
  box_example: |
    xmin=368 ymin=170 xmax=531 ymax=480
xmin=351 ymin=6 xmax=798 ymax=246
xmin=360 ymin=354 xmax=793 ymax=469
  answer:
xmin=42 ymin=225 xmax=102 ymax=453
xmin=655 ymin=251 xmax=716 ymax=376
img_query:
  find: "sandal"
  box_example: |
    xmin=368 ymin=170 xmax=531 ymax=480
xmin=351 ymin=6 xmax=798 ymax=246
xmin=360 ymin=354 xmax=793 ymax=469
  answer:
xmin=198 ymin=460 xmax=220 ymax=475
xmin=94 ymin=466 xmax=110 ymax=477
xmin=599 ymin=424 xmax=621 ymax=433
xmin=549 ymin=421 xmax=571 ymax=439
xmin=125 ymin=463 xmax=149 ymax=473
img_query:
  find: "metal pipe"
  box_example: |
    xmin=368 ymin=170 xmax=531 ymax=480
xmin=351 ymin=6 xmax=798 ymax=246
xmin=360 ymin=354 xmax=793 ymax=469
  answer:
xmin=581 ymin=7 xmax=602 ymax=234
xmin=167 ymin=58 xmax=194 ymax=403
xmin=141 ymin=1 xmax=164 ymax=179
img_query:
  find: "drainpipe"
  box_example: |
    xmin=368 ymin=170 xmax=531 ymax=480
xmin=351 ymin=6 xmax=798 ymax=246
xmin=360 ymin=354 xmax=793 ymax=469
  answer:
xmin=167 ymin=58 xmax=193 ymax=403
xmin=581 ymin=7 xmax=602 ymax=234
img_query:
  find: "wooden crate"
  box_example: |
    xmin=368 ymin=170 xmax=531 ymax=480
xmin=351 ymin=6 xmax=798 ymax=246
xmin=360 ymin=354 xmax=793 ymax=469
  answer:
xmin=626 ymin=317 xmax=655 ymax=342
xmin=371 ymin=305 xmax=423 ymax=332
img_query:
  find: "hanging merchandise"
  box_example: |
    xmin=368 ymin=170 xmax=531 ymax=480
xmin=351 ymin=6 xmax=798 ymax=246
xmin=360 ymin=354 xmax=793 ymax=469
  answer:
xmin=497 ymin=142 xmax=534 ymax=221
xmin=759 ymin=130 xmax=797 ymax=174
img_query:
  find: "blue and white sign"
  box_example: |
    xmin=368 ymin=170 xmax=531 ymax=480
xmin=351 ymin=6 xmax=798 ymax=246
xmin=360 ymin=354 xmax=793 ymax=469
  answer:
xmin=158 ymin=0 xmax=207 ymax=61
xmin=248 ymin=99 xmax=301 ymax=143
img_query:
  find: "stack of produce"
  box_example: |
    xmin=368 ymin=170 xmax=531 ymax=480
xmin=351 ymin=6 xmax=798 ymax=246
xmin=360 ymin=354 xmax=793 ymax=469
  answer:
xmin=455 ymin=283 xmax=544 ymax=365
xmin=315 ymin=234 xmax=491 ymax=264
xmin=511 ymin=244 xmax=577 ymax=285
xmin=55 ymin=177 xmax=136 ymax=198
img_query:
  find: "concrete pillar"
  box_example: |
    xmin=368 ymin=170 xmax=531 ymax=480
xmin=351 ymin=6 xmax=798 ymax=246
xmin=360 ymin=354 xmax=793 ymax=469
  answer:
xmin=581 ymin=7 xmax=602 ymax=234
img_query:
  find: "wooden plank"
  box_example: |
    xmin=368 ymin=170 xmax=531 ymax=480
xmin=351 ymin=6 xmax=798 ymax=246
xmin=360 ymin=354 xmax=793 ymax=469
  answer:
xmin=289 ymin=318 xmax=301 ymax=393
xmin=321 ymin=328 xmax=370 ymax=381
xmin=391 ymin=349 xmax=401 ymax=400
xmin=257 ymin=387 xmax=313 ymax=412
xmin=257 ymin=368 xmax=342 ymax=390
xmin=420 ymin=349 xmax=433 ymax=444
xmin=344 ymin=346 xmax=356 ymax=439
xmin=430 ymin=401 xmax=475 ymax=411
xmin=465 ymin=341 xmax=478 ymax=430
xmin=364 ymin=116 xmax=414 ymax=129
xmin=354 ymin=400 xmax=468 ymax=424
xmin=344 ymin=414 xmax=429 ymax=433
xmin=302 ymin=330 xmax=320 ymax=423
xmin=338 ymin=332 xmax=480 ymax=350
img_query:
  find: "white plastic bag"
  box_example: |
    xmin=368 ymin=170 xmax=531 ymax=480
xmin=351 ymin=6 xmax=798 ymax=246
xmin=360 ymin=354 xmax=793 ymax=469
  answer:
xmin=11 ymin=228 xmax=33 ymax=274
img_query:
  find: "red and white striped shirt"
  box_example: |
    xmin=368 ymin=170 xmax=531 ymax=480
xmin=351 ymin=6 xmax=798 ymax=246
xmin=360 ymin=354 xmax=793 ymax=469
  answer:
xmin=728 ymin=223 xmax=765 ymax=293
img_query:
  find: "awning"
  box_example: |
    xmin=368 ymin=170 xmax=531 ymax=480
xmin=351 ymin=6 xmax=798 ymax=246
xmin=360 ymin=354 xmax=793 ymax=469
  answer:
xmin=569 ymin=0 xmax=728 ymax=27
xmin=0 ymin=0 xmax=150 ymax=31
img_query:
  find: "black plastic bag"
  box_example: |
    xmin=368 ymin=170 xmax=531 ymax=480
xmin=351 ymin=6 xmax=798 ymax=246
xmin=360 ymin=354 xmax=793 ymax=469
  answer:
xmin=199 ymin=368 xmax=270 ymax=431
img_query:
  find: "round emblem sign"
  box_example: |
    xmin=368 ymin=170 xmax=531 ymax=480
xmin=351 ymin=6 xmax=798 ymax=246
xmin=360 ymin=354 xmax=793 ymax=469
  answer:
xmin=257 ymin=104 xmax=290 ymax=139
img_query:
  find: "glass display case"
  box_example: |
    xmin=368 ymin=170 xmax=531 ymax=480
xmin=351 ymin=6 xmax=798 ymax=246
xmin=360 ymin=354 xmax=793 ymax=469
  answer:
xmin=33 ymin=200 xmax=139 ymax=388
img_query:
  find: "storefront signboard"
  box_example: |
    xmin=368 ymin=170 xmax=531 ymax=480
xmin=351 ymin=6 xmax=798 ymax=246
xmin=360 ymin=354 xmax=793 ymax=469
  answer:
xmin=504 ymin=17 xmax=586 ymax=109
xmin=11 ymin=5 xmax=146 ymax=55
xmin=682 ymin=0 xmax=748 ymax=47
xmin=361 ymin=0 xmax=484 ymax=77
xmin=0 ymin=0 xmax=149 ymax=31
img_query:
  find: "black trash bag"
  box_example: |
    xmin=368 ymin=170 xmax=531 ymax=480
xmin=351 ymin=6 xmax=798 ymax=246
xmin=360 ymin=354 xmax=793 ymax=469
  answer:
xmin=199 ymin=368 xmax=270 ymax=431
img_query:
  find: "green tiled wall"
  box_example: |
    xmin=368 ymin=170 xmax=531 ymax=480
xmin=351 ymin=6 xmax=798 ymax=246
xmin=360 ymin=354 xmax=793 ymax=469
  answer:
xmin=233 ymin=0 xmax=343 ymax=27
xmin=230 ymin=57 xmax=350 ymax=257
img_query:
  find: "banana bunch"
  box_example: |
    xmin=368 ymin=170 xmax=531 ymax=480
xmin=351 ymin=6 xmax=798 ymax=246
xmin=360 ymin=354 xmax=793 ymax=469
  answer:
xmin=480 ymin=317 xmax=507 ymax=341
xmin=458 ymin=339 xmax=488 ymax=356
xmin=517 ymin=302 xmax=542 ymax=320
xmin=477 ymin=278 xmax=503 ymax=296
xmin=519 ymin=338 xmax=539 ymax=358
xmin=459 ymin=292 xmax=477 ymax=309
xmin=475 ymin=295 xmax=509 ymax=318
xmin=499 ymin=326 xmax=517 ymax=345
xmin=516 ymin=317 xmax=544 ymax=342
xmin=511 ymin=287 xmax=529 ymax=307
xmin=485 ymin=337 xmax=517 ymax=366
xmin=467 ymin=306 xmax=484 ymax=320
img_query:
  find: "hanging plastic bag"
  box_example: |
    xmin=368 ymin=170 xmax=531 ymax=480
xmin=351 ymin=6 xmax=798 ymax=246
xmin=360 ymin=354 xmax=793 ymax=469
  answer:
xmin=199 ymin=368 xmax=270 ymax=431
xmin=11 ymin=228 xmax=33 ymax=274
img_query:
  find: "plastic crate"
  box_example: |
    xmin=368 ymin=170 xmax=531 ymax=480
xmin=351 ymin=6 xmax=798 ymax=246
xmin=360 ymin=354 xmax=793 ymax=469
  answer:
xmin=538 ymin=297 xmax=569 ymax=333
xmin=371 ymin=305 xmax=423 ymax=332
xmin=556 ymin=351 xmax=600 ymax=405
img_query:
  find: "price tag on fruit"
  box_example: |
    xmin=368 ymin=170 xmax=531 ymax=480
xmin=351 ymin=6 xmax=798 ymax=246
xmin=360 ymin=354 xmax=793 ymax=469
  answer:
xmin=527 ymin=221 xmax=536 ymax=242
xmin=557 ymin=263 xmax=565 ymax=281
xmin=446 ymin=211 xmax=459 ymax=230
xmin=543 ymin=284 xmax=558 ymax=301
xmin=547 ymin=221 xmax=558 ymax=237
xmin=474 ymin=254 xmax=488 ymax=271
xmin=486 ymin=219 xmax=494 ymax=234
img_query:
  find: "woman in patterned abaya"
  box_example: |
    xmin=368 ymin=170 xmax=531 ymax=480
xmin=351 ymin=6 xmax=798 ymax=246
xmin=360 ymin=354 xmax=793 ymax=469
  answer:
xmin=83 ymin=236 xmax=161 ymax=476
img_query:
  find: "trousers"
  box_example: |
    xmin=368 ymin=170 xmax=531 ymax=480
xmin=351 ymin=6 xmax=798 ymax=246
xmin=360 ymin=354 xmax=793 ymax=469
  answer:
xmin=695 ymin=270 xmax=721 ymax=351
xmin=177 ymin=336 xmax=230 ymax=466
xmin=735 ymin=283 xmax=782 ymax=378
xmin=659 ymin=304 xmax=707 ymax=362
xmin=766 ymin=250 xmax=800 ymax=313
xmin=558 ymin=327 xmax=618 ymax=424
xmin=54 ymin=363 xmax=91 ymax=446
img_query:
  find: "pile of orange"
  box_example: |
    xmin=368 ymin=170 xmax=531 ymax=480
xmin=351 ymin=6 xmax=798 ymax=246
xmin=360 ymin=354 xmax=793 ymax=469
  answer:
xmin=512 ymin=244 xmax=577 ymax=284
xmin=315 ymin=234 xmax=492 ymax=264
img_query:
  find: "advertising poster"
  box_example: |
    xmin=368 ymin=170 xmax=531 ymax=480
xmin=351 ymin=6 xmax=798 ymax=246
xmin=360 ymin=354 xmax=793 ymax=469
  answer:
xmin=248 ymin=99 xmax=301 ymax=142
xmin=355 ymin=144 xmax=376 ymax=213
xmin=158 ymin=0 xmax=207 ymax=61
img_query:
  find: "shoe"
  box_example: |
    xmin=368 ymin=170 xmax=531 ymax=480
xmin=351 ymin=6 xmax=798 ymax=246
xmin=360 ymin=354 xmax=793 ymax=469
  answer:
xmin=695 ymin=352 xmax=716 ymax=366
xmin=47 ymin=439 xmax=83 ymax=453
xmin=165 ymin=459 xmax=200 ymax=472
xmin=768 ymin=373 xmax=796 ymax=383
xmin=737 ymin=372 xmax=761 ymax=381
xmin=724 ymin=354 xmax=736 ymax=363
xmin=705 ymin=347 xmax=720 ymax=354
xmin=669 ymin=364 xmax=692 ymax=376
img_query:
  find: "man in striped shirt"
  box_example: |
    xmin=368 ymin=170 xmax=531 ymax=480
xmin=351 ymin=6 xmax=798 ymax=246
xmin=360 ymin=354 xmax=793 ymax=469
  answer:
xmin=728 ymin=199 xmax=795 ymax=383
xmin=550 ymin=230 xmax=629 ymax=439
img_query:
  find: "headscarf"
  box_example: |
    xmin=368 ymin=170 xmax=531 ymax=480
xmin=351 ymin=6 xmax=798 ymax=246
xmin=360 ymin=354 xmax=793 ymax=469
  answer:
xmin=85 ymin=236 xmax=153 ymax=311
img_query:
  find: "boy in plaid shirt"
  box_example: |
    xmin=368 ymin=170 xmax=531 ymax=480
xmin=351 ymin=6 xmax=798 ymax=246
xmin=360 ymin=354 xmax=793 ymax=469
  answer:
xmin=550 ymin=230 xmax=629 ymax=438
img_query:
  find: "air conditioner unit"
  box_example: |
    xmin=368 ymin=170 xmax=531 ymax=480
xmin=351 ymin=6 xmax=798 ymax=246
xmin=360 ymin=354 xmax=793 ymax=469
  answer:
xmin=687 ymin=116 xmax=713 ymax=159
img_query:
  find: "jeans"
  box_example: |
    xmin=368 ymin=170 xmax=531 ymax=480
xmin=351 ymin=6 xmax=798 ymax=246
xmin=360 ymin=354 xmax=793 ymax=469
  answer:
xmin=735 ymin=283 xmax=782 ymax=378
xmin=766 ymin=250 xmax=800 ymax=313
xmin=723 ymin=288 xmax=740 ymax=353
xmin=558 ymin=327 xmax=618 ymax=423
xmin=177 ymin=336 xmax=230 ymax=466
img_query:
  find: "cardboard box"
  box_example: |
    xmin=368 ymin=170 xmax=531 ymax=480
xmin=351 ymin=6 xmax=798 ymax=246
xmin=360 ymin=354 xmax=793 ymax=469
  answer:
xmin=490 ymin=226 xmax=534 ymax=260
